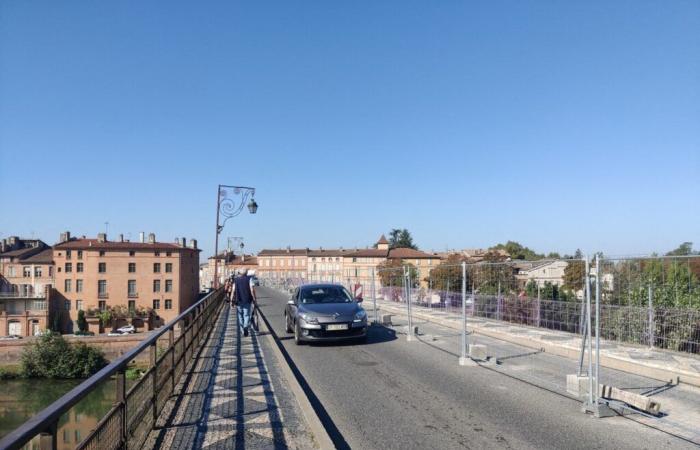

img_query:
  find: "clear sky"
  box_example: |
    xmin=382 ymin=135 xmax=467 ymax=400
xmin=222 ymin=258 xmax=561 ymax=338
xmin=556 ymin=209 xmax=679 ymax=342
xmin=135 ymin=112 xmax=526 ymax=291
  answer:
xmin=1 ymin=0 xmax=698 ymax=258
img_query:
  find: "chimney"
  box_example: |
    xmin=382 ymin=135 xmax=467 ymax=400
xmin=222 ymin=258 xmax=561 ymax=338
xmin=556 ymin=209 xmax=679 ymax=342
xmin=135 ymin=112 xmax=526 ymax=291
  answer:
xmin=60 ymin=231 xmax=71 ymax=243
xmin=181 ymin=237 xmax=186 ymax=247
xmin=97 ymin=233 xmax=107 ymax=243
xmin=175 ymin=238 xmax=181 ymax=246
xmin=148 ymin=233 xmax=155 ymax=244
xmin=139 ymin=232 xmax=145 ymax=243
xmin=190 ymin=239 xmax=197 ymax=249
xmin=286 ymin=246 xmax=291 ymax=253
xmin=119 ymin=234 xmax=124 ymax=243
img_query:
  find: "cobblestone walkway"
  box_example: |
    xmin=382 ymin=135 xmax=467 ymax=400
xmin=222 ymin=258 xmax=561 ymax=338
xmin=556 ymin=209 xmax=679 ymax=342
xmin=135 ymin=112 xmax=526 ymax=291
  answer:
xmin=144 ymin=304 xmax=302 ymax=449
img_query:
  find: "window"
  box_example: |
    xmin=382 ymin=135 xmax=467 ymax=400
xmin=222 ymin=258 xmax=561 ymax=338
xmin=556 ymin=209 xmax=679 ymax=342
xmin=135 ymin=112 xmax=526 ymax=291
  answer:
xmin=165 ymin=299 xmax=172 ymax=310
xmin=66 ymin=250 xmax=72 ymax=259
xmin=153 ymin=280 xmax=161 ymax=292
xmin=128 ymin=262 xmax=136 ymax=273
xmin=34 ymin=266 xmax=42 ymax=277
xmin=65 ymin=263 xmax=72 ymax=273
xmin=165 ymin=280 xmax=173 ymax=292
xmin=98 ymin=300 xmax=106 ymax=311
xmin=128 ymin=280 xmax=137 ymax=297
xmin=77 ymin=250 xmax=83 ymax=260
xmin=49 ymin=266 xmax=53 ymax=277
xmin=153 ymin=299 xmax=160 ymax=310
xmin=154 ymin=251 xmax=160 ymax=257
xmin=64 ymin=300 xmax=71 ymax=310
xmin=98 ymin=280 xmax=107 ymax=297
xmin=76 ymin=279 xmax=83 ymax=293
xmin=7 ymin=266 xmax=15 ymax=277
xmin=128 ymin=300 xmax=136 ymax=312
xmin=64 ymin=279 xmax=72 ymax=293
xmin=165 ymin=263 xmax=172 ymax=273
xmin=99 ymin=251 xmax=105 ymax=257
xmin=76 ymin=262 xmax=83 ymax=273
xmin=23 ymin=266 xmax=31 ymax=277
xmin=166 ymin=251 xmax=172 ymax=257
xmin=76 ymin=300 xmax=83 ymax=311
xmin=153 ymin=263 xmax=161 ymax=273
xmin=98 ymin=262 xmax=106 ymax=273
xmin=352 ymin=257 xmax=357 ymax=263
xmin=129 ymin=251 xmax=135 ymax=257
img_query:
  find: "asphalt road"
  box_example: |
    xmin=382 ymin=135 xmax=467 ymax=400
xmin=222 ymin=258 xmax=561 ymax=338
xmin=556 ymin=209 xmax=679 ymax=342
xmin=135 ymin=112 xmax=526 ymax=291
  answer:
xmin=256 ymin=287 xmax=696 ymax=450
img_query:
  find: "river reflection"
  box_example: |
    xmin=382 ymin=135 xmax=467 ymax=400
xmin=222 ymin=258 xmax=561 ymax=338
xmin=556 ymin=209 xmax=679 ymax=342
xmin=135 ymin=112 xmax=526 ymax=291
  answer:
xmin=0 ymin=378 xmax=116 ymax=449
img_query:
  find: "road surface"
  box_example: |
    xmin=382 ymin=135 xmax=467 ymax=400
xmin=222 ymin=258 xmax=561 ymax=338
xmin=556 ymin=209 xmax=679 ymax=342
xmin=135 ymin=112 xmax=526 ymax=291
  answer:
xmin=256 ymin=286 xmax=695 ymax=450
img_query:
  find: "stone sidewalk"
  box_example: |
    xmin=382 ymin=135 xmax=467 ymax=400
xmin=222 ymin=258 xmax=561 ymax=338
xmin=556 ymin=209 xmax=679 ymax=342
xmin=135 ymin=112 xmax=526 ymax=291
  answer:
xmin=144 ymin=304 xmax=315 ymax=450
xmin=372 ymin=298 xmax=700 ymax=387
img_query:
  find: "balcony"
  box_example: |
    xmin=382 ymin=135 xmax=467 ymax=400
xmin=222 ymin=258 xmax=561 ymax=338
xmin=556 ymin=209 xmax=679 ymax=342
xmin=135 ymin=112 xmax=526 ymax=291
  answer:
xmin=98 ymin=292 xmax=109 ymax=299
xmin=128 ymin=292 xmax=138 ymax=298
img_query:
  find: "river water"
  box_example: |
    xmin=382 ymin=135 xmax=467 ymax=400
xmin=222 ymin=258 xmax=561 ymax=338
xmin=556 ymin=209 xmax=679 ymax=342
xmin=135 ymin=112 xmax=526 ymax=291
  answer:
xmin=0 ymin=378 xmax=116 ymax=449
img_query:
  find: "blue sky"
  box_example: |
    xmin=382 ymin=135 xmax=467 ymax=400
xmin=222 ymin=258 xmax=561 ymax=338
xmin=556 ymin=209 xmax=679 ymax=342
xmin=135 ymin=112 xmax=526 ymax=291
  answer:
xmin=1 ymin=0 xmax=698 ymax=258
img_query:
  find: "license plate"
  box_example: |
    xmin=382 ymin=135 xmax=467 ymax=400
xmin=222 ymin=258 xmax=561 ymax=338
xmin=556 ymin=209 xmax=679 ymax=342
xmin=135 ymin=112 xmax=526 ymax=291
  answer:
xmin=326 ymin=323 xmax=348 ymax=331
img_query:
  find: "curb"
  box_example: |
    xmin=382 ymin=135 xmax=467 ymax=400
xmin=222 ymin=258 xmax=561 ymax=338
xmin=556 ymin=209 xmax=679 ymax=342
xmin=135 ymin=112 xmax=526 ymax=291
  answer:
xmin=255 ymin=307 xmax=336 ymax=450
xmin=377 ymin=301 xmax=700 ymax=388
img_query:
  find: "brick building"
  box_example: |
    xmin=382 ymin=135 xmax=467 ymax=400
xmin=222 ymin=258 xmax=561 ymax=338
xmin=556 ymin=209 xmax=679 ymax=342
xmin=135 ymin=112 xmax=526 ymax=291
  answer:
xmin=52 ymin=231 xmax=200 ymax=331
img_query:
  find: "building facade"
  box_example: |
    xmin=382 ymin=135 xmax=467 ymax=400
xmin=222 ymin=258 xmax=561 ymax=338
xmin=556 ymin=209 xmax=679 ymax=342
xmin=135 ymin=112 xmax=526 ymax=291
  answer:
xmin=257 ymin=248 xmax=308 ymax=280
xmin=52 ymin=232 xmax=200 ymax=330
xmin=0 ymin=238 xmax=56 ymax=336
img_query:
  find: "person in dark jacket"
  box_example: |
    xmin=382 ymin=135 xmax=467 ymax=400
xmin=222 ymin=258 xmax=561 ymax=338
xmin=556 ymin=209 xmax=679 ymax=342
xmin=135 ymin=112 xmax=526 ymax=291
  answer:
xmin=231 ymin=269 xmax=256 ymax=336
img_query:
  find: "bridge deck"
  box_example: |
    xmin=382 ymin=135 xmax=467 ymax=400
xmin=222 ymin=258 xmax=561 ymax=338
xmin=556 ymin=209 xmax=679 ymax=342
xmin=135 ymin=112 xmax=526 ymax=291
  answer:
xmin=144 ymin=304 xmax=312 ymax=449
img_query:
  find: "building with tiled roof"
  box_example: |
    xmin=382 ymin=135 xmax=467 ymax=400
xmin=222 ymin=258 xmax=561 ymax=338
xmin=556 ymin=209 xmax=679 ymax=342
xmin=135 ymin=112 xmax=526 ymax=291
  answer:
xmin=52 ymin=231 xmax=200 ymax=333
xmin=202 ymin=252 xmax=259 ymax=290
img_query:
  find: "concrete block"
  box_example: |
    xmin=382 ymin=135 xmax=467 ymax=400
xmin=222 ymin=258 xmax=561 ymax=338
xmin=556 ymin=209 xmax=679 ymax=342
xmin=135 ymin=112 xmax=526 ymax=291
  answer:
xmin=459 ymin=356 xmax=478 ymax=366
xmin=567 ymin=374 xmax=590 ymax=397
xmin=380 ymin=314 xmax=393 ymax=325
xmin=600 ymin=385 xmax=661 ymax=415
xmin=468 ymin=344 xmax=488 ymax=361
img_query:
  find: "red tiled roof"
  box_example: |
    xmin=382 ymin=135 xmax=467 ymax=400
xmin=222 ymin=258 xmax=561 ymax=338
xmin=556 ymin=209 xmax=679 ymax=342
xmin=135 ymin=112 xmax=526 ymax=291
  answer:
xmin=343 ymin=249 xmax=389 ymax=258
xmin=22 ymin=248 xmax=54 ymax=264
xmin=376 ymin=234 xmax=389 ymax=245
xmin=307 ymin=249 xmax=350 ymax=257
xmin=258 ymin=249 xmax=308 ymax=256
xmin=54 ymin=239 xmax=199 ymax=251
xmin=0 ymin=247 xmax=41 ymax=259
xmin=388 ymin=248 xmax=440 ymax=259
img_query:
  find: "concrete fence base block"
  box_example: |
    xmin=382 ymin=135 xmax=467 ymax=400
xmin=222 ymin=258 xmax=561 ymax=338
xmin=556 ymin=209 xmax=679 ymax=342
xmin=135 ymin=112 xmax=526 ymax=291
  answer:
xmin=566 ymin=374 xmax=590 ymax=397
xmin=468 ymin=344 xmax=488 ymax=361
xmin=406 ymin=334 xmax=416 ymax=342
xmin=459 ymin=356 xmax=479 ymax=367
xmin=600 ymin=385 xmax=661 ymax=415
xmin=380 ymin=314 xmax=393 ymax=325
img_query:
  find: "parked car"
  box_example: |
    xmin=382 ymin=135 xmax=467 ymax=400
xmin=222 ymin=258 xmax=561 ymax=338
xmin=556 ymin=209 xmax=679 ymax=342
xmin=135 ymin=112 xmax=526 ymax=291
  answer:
xmin=285 ymin=284 xmax=367 ymax=345
xmin=117 ymin=324 xmax=135 ymax=334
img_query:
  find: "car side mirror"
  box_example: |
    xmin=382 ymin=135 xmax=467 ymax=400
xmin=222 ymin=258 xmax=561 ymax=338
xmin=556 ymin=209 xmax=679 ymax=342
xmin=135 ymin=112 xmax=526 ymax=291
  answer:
xmin=355 ymin=297 xmax=363 ymax=303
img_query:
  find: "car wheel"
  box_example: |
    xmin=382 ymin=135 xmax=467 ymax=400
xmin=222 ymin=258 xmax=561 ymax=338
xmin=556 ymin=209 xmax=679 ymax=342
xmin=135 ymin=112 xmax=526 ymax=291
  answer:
xmin=294 ymin=322 xmax=305 ymax=345
xmin=285 ymin=312 xmax=292 ymax=333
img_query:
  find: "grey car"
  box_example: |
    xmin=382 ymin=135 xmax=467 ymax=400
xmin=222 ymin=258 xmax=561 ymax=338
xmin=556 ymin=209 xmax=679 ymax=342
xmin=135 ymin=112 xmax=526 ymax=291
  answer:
xmin=285 ymin=283 xmax=368 ymax=345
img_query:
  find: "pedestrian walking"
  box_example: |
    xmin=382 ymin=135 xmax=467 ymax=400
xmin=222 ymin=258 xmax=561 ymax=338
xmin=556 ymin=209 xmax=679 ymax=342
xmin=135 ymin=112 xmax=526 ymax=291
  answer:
xmin=231 ymin=268 xmax=257 ymax=336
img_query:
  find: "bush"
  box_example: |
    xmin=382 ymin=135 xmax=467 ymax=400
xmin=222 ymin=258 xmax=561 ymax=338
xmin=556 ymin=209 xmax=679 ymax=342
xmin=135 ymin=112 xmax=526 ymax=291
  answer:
xmin=21 ymin=332 xmax=108 ymax=379
xmin=125 ymin=367 xmax=145 ymax=380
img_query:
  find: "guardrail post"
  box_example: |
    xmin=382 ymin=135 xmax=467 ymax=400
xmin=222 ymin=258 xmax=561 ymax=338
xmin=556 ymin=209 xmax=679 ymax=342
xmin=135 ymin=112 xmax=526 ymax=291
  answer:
xmin=169 ymin=328 xmax=175 ymax=395
xmin=38 ymin=421 xmax=57 ymax=450
xmin=459 ymin=261 xmax=469 ymax=365
xmin=371 ymin=268 xmax=377 ymax=324
xmin=150 ymin=343 xmax=158 ymax=425
xmin=115 ymin=368 xmax=127 ymax=448
xmin=648 ymin=284 xmax=654 ymax=349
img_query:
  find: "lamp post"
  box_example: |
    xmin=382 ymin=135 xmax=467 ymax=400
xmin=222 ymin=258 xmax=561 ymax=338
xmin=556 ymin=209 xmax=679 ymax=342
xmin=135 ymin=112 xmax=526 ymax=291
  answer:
xmin=213 ymin=185 xmax=258 ymax=288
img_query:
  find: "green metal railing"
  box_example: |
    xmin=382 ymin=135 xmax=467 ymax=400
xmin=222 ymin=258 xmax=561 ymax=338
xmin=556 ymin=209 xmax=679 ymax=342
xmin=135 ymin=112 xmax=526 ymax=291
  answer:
xmin=0 ymin=288 xmax=226 ymax=450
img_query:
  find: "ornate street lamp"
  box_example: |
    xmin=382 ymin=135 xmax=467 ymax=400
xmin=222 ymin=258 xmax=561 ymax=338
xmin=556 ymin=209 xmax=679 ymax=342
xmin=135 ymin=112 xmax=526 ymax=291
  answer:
xmin=214 ymin=185 xmax=257 ymax=288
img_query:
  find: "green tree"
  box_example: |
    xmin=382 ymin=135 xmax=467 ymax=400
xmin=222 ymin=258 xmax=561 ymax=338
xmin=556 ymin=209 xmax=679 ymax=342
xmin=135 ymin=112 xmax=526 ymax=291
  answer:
xmin=489 ymin=241 xmax=544 ymax=260
xmin=21 ymin=332 xmax=108 ymax=378
xmin=428 ymin=254 xmax=468 ymax=291
xmin=377 ymin=258 xmax=419 ymax=288
xmin=666 ymin=242 xmax=695 ymax=256
xmin=563 ymin=259 xmax=586 ymax=292
xmin=387 ymin=228 xmax=418 ymax=250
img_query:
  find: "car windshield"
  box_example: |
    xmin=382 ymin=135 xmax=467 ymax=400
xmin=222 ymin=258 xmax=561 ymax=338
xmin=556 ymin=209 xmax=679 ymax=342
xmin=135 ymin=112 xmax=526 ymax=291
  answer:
xmin=300 ymin=286 xmax=353 ymax=304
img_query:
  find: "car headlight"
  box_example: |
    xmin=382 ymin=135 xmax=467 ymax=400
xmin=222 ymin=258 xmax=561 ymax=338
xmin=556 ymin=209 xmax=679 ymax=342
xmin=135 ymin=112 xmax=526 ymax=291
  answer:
xmin=300 ymin=313 xmax=318 ymax=324
xmin=354 ymin=310 xmax=367 ymax=321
